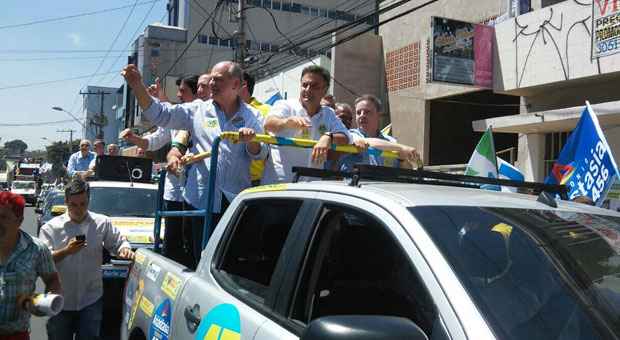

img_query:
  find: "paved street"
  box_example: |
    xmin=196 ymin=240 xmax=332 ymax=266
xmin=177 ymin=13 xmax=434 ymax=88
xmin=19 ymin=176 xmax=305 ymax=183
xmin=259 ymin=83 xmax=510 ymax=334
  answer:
xmin=21 ymin=206 xmax=49 ymax=339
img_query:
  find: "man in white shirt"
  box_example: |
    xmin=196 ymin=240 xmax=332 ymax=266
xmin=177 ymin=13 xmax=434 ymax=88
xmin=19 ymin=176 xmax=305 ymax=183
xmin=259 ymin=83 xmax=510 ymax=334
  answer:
xmin=39 ymin=179 xmax=134 ymax=340
xmin=263 ymin=65 xmax=351 ymax=184
xmin=66 ymin=140 xmax=96 ymax=179
xmin=122 ymin=60 xmax=268 ymax=265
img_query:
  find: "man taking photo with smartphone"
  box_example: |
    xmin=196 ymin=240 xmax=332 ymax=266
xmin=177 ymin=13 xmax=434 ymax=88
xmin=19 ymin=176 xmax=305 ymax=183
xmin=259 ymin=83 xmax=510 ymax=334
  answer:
xmin=39 ymin=178 xmax=134 ymax=340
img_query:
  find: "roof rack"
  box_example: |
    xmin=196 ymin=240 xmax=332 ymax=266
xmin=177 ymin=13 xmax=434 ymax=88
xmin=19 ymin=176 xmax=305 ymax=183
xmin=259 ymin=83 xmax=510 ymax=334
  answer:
xmin=292 ymin=165 xmax=568 ymax=199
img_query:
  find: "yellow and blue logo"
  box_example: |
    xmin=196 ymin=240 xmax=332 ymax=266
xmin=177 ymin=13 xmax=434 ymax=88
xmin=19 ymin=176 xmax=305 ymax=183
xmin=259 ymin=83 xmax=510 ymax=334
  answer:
xmin=195 ymin=304 xmax=241 ymax=340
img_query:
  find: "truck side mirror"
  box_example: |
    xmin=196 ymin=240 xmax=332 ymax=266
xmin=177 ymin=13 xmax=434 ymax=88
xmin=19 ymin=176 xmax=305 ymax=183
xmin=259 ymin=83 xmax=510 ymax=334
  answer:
xmin=300 ymin=315 xmax=428 ymax=340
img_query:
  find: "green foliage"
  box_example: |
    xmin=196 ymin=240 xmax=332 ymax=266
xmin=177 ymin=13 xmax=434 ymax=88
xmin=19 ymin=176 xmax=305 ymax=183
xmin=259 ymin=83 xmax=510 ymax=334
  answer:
xmin=4 ymin=139 xmax=28 ymax=155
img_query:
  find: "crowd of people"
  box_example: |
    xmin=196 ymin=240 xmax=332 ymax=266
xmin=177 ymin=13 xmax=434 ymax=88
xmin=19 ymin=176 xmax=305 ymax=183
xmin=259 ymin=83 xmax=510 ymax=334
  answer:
xmin=120 ymin=60 xmax=421 ymax=268
xmin=0 ymin=60 xmax=420 ymax=340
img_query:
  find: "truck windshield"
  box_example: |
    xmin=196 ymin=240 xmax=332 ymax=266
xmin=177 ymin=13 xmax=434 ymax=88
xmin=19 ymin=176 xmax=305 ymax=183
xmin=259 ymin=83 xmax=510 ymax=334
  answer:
xmin=12 ymin=182 xmax=35 ymax=190
xmin=89 ymin=187 xmax=156 ymax=218
xmin=409 ymin=206 xmax=620 ymax=340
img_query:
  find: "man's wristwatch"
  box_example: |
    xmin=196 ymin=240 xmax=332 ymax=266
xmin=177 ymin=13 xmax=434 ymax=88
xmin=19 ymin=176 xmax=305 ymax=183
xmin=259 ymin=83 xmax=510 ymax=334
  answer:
xmin=323 ymin=132 xmax=333 ymax=143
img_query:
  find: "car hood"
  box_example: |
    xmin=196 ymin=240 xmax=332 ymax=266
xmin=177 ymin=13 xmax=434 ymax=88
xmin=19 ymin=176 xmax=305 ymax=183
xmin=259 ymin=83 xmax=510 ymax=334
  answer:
xmin=110 ymin=216 xmax=165 ymax=245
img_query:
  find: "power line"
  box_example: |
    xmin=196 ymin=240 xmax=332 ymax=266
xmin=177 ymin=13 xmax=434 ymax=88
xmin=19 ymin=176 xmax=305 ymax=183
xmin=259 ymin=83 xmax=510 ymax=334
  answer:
xmin=0 ymin=71 xmax=118 ymax=91
xmin=99 ymin=0 xmax=159 ymax=85
xmin=163 ymin=0 xmax=225 ymax=78
xmin=0 ymin=0 xmax=162 ymax=30
xmin=0 ymin=119 xmax=76 ymax=127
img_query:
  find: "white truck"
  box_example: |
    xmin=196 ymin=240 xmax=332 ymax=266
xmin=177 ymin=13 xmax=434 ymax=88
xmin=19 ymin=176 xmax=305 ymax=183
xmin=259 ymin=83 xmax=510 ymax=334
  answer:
xmin=121 ymin=168 xmax=620 ymax=340
xmin=11 ymin=180 xmax=37 ymax=204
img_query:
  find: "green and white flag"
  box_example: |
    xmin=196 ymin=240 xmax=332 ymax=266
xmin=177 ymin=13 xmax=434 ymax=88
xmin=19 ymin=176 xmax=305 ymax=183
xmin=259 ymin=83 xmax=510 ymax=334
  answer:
xmin=465 ymin=127 xmax=498 ymax=178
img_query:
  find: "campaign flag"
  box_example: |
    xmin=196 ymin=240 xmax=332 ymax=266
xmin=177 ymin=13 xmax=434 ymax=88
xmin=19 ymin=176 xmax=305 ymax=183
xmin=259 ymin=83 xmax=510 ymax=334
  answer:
xmin=465 ymin=127 xmax=498 ymax=179
xmin=265 ymin=92 xmax=283 ymax=106
xmin=545 ymin=102 xmax=620 ymax=205
xmin=497 ymin=157 xmax=524 ymax=192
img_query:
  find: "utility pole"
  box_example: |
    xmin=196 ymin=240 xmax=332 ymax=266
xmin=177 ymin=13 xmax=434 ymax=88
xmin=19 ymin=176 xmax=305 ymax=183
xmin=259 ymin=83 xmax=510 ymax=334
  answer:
xmin=234 ymin=0 xmax=246 ymax=67
xmin=80 ymin=89 xmax=111 ymax=140
xmin=57 ymin=129 xmax=76 ymax=155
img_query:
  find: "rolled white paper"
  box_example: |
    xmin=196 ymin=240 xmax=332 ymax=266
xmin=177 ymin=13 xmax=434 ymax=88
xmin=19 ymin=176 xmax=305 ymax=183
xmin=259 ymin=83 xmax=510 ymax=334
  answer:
xmin=31 ymin=294 xmax=64 ymax=316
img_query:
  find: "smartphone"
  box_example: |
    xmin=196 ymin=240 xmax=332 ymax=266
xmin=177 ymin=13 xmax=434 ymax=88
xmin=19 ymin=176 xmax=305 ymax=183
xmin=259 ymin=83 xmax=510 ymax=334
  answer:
xmin=76 ymin=235 xmax=86 ymax=242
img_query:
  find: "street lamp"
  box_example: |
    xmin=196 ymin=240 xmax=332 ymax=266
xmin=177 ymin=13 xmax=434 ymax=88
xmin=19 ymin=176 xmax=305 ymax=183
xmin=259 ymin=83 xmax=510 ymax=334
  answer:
xmin=51 ymin=106 xmax=85 ymax=128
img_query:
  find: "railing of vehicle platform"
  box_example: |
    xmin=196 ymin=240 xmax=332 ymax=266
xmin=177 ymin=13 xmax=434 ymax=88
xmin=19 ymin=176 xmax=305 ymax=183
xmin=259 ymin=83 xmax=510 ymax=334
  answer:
xmin=153 ymin=132 xmax=401 ymax=253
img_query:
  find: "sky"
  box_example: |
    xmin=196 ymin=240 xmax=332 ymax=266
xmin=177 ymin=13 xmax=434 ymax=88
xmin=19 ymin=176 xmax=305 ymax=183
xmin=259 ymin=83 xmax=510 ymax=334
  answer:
xmin=0 ymin=0 xmax=168 ymax=151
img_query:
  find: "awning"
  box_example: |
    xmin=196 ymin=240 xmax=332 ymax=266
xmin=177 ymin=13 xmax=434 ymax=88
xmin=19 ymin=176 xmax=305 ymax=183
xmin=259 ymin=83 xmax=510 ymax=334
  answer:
xmin=472 ymin=100 xmax=620 ymax=134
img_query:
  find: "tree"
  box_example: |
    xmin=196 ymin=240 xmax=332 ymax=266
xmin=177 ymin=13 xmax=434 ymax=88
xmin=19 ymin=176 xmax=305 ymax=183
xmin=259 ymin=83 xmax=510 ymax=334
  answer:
xmin=4 ymin=139 xmax=28 ymax=155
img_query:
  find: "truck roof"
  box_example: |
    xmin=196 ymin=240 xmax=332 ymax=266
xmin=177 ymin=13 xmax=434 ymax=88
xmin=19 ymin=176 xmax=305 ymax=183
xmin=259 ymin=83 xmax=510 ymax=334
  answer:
xmin=255 ymin=180 xmax=620 ymax=217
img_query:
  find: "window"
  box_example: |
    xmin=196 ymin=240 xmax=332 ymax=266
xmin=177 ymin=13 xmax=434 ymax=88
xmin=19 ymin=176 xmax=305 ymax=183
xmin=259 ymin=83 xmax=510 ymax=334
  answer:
xmin=281 ymin=1 xmax=291 ymax=11
xmin=272 ymin=0 xmax=281 ymax=10
xmin=410 ymin=206 xmax=620 ymax=339
xmin=290 ymin=206 xmax=443 ymax=338
xmin=301 ymin=5 xmax=309 ymax=16
xmin=198 ymin=34 xmax=208 ymax=44
xmin=217 ymin=199 xmax=303 ymax=303
xmin=291 ymin=2 xmax=301 ymax=13
xmin=262 ymin=0 xmax=271 ymax=8
xmin=209 ymin=36 xmax=219 ymax=45
xmin=261 ymin=42 xmax=271 ymax=52
xmin=310 ymin=7 xmax=318 ymax=17
xmin=544 ymin=132 xmax=569 ymax=177
xmin=542 ymin=0 xmax=563 ymax=7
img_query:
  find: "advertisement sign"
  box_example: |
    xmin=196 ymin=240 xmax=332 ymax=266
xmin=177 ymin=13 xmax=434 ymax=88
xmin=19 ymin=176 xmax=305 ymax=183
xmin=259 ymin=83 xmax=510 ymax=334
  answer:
xmin=431 ymin=17 xmax=494 ymax=87
xmin=592 ymin=0 xmax=620 ymax=58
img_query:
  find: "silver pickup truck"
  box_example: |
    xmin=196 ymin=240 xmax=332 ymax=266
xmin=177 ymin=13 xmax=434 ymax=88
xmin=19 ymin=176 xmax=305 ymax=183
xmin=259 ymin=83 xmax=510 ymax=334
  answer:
xmin=121 ymin=178 xmax=620 ymax=340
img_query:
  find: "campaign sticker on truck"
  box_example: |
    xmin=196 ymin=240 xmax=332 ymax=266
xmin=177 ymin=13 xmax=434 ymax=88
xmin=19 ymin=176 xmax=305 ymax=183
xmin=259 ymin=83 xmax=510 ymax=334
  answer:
xmin=140 ymin=296 xmax=155 ymax=317
xmin=161 ymin=273 xmax=182 ymax=300
xmin=149 ymin=299 xmax=172 ymax=340
xmin=195 ymin=304 xmax=241 ymax=340
xmin=128 ymin=280 xmax=145 ymax=330
xmin=146 ymin=262 xmax=162 ymax=282
xmin=134 ymin=252 xmax=146 ymax=266
xmin=243 ymin=183 xmax=288 ymax=194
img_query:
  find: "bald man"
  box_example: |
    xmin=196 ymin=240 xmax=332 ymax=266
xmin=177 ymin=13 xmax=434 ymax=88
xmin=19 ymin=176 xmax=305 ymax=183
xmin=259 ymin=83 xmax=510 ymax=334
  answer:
xmin=122 ymin=61 xmax=268 ymax=265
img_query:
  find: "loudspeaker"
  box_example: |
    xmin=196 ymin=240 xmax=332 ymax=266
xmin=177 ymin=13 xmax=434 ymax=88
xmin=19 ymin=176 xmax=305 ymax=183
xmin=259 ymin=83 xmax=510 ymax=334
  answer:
xmin=95 ymin=155 xmax=153 ymax=183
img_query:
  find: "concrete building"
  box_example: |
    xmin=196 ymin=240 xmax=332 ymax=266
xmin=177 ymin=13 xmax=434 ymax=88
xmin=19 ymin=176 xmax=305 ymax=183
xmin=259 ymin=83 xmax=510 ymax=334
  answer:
xmin=473 ymin=0 xmax=620 ymax=182
xmin=379 ymin=0 xmax=524 ymax=169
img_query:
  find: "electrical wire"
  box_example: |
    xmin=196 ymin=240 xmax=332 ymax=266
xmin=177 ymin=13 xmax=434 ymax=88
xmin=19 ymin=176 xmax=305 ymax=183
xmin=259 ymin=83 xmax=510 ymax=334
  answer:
xmin=163 ymin=0 xmax=225 ymax=78
xmin=99 ymin=0 xmax=159 ymax=85
xmin=0 ymin=71 xmax=118 ymax=92
xmin=64 ymin=0 xmax=139 ymax=119
xmin=0 ymin=0 xmax=162 ymax=30
xmin=0 ymin=119 xmax=77 ymax=127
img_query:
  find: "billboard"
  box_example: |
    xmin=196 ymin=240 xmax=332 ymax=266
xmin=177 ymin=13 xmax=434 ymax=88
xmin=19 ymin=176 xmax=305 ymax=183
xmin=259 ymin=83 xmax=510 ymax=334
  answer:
xmin=431 ymin=17 xmax=494 ymax=87
xmin=592 ymin=0 xmax=620 ymax=58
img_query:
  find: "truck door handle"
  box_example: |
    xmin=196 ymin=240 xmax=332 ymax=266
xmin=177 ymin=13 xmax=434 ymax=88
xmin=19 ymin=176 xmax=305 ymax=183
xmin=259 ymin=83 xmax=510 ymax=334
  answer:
xmin=184 ymin=304 xmax=201 ymax=333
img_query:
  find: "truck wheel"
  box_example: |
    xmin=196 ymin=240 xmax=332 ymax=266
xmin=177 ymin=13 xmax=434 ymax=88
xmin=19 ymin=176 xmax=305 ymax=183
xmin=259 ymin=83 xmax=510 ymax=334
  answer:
xmin=129 ymin=329 xmax=146 ymax=340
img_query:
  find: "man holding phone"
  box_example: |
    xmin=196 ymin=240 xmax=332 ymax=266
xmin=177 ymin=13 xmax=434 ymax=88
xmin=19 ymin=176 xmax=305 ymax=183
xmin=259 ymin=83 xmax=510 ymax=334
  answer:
xmin=39 ymin=178 xmax=134 ymax=340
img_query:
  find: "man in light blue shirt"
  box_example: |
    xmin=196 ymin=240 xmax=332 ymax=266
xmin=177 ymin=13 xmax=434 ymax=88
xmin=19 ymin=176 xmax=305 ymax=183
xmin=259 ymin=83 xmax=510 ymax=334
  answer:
xmin=66 ymin=140 xmax=96 ymax=178
xmin=122 ymin=61 xmax=268 ymax=264
xmin=339 ymin=94 xmax=420 ymax=172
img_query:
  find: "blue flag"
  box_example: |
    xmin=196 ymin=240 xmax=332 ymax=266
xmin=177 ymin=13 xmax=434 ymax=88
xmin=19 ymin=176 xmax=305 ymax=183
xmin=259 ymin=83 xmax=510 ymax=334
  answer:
xmin=265 ymin=92 xmax=283 ymax=105
xmin=545 ymin=102 xmax=620 ymax=205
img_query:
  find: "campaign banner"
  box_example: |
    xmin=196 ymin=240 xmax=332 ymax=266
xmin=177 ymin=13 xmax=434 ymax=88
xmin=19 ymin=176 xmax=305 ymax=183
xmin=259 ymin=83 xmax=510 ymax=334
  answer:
xmin=545 ymin=102 xmax=620 ymax=205
xmin=431 ymin=17 xmax=494 ymax=87
xmin=592 ymin=0 xmax=620 ymax=58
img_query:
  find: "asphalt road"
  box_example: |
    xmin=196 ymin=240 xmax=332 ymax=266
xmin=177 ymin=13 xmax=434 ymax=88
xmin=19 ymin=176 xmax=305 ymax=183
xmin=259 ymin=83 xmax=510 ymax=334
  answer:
xmin=21 ymin=206 xmax=123 ymax=340
xmin=21 ymin=206 xmax=49 ymax=339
